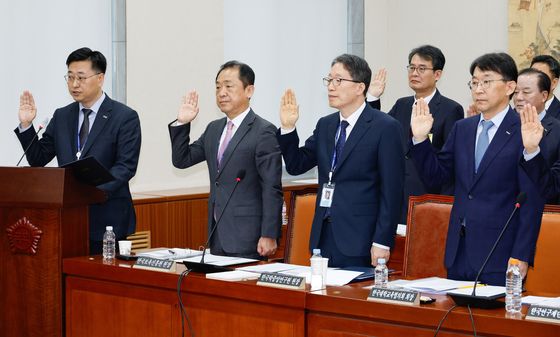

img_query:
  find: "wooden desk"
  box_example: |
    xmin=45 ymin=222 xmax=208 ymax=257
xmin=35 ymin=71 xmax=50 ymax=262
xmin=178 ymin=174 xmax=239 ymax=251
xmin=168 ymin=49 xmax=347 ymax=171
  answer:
xmin=64 ymin=257 xmax=560 ymax=337
xmin=64 ymin=257 xmax=306 ymax=337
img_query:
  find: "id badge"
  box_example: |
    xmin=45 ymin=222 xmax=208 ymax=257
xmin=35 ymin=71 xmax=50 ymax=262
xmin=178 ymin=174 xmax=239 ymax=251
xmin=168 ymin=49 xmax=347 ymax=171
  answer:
xmin=319 ymin=183 xmax=335 ymax=208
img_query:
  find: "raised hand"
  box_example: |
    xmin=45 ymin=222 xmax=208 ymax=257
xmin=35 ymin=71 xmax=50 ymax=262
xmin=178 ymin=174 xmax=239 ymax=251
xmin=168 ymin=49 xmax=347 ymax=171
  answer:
xmin=368 ymin=68 xmax=387 ymax=98
xmin=177 ymin=90 xmax=199 ymax=124
xmin=411 ymin=98 xmax=434 ymax=142
xmin=19 ymin=90 xmax=37 ymax=128
xmin=280 ymin=89 xmax=299 ymax=129
xmin=519 ymin=103 xmax=543 ymax=154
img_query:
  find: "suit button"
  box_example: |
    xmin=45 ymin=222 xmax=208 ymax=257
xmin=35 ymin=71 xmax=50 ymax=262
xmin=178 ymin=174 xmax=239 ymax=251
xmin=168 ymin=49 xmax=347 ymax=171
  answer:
xmin=405 ymin=155 xmax=410 ymax=160
xmin=215 ymin=181 xmax=219 ymax=186
xmin=468 ymin=194 xmax=473 ymax=200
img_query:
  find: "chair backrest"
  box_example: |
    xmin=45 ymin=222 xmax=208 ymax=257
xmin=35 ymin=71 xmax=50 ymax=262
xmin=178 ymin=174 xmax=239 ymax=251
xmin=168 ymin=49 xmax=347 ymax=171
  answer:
xmin=126 ymin=230 xmax=151 ymax=252
xmin=284 ymin=192 xmax=317 ymax=266
xmin=526 ymin=205 xmax=560 ymax=295
xmin=403 ymin=195 xmax=454 ymax=279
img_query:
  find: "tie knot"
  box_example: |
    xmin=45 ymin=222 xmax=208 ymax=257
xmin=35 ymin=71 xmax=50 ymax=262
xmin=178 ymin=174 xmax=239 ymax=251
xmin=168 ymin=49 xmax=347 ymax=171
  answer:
xmin=82 ymin=108 xmax=93 ymax=118
xmin=227 ymin=121 xmax=234 ymax=130
xmin=481 ymin=120 xmax=494 ymax=132
xmin=340 ymin=120 xmax=349 ymax=130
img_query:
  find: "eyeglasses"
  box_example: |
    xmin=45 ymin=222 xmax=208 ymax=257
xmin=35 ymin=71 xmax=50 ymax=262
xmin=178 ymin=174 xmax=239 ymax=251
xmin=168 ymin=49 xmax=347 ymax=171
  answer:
xmin=467 ymin=79 xmax=506 ymax=90
xmin=323 ymin=77 xmax=361 ymax=87
xmin=406 ymin=65 xmax=434 ymax=74
xmin=64 ymin=73 xmax=100 ymax=84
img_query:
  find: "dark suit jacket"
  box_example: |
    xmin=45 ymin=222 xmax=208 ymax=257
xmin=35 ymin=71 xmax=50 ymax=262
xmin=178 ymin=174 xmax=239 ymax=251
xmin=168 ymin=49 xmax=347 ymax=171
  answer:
xmin=14 ymin=95 xmax=141 ymax=241
xmin=277 ymin=104 xmax=404 ymax=258
xmin=169 ymin=109 xmax=283 ymax=256
xmin=370 ymin=90 xmax=463 ymax=223
xmin=546 ymin=96 xmax=560 ymax=119
xmin=410 ymin=108 xmax=544 ymax=276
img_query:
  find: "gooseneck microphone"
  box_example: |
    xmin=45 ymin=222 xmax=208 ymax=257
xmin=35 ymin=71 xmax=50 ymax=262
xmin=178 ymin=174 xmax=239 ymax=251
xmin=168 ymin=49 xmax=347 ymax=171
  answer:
xmin=185 ymin=169 xmax=246 ymax=273
xmin=450 ymin=192 xmax=527 ymax=308
xmin=16 ymin=118 xmax=50 ymax=167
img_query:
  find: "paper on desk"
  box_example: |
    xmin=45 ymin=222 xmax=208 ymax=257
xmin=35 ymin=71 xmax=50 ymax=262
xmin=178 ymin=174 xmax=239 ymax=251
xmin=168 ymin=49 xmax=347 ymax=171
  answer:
xmin=447 ymin=285 xmax=505 ymax=297
xmin=280 ymin=267 xmax=363 ymax=286
xmin=523 ymin=296 xmax=560 ymax=306
xmin=206 ymin=270 xmax=260 ymax=282
xmin=237 ymin=263 xmax=303 ymax=273
xmin=400 ymin=277 xmax=476 ymax=293
xmin=180 ymin=254 xmax=257 ymax=266
xmin=136 ymin=248 xmax=202 ymax=260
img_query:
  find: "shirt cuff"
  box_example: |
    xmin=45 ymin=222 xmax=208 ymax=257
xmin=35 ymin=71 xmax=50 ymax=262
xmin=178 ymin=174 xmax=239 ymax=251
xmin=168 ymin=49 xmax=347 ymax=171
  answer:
xmin=523 ymin=147 xmax=540 ymax=161
xmin=372 ymin=242 xmax=390 ymax=250
xmin=17 ymin=123 xmax=33 ymax=133
xmin=280 ymin=127 xmax=295 ymax=135
xmin=366 ymin=93 xmax=380 ymax=102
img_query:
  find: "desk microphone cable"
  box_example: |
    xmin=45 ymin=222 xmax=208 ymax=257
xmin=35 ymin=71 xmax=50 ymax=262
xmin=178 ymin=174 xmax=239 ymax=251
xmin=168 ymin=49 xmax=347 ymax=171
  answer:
xmin=433 ymin=304 xmax=477 ymax=337
xmin=177 ymin=268 xmax=195 ymax=337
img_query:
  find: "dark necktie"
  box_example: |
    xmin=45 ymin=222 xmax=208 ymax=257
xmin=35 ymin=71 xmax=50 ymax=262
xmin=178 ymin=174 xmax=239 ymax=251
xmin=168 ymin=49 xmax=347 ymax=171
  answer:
xmin=79 ymin=109 xmax=93 ymax=150
xmin=334 ymin=120 xmax=349 ymax=168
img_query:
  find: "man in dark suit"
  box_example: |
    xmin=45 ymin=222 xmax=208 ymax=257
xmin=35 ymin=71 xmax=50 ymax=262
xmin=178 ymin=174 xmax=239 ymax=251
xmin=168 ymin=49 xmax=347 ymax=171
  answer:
xmin=169 ymin=61 xmax=282 ymax=259
xmin=372 ymin=45 xmax=463 ymax=224
xmin=531 ymin=55 xmax=560 ymax=119
xmin=410 ymin=53 xmax=544 ymax=286
xmin=514 ymin=68 xmax=560 ymax=204
xmin=277 ymin=54 xmax=404 ymax=268
xmin=15 ymin=47 xmax=141 ymax=254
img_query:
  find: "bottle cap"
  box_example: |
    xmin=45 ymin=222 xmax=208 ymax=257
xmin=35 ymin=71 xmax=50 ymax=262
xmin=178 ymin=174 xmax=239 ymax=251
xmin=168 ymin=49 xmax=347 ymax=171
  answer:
xmin=377 ymin=258 xmax=386 ymax=264
xmin=312 ymin=248 xmax=321 ymax=255
xmin=508 ymin=257 xmax=520 ymax=265
xmin=106 ymin=226 xmax=113 ymax=230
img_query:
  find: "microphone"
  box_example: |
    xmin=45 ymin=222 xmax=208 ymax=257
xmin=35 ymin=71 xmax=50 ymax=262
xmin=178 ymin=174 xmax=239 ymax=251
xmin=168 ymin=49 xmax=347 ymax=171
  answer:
xmin=449 ymin=192 xmax=527 ymax=308
xmin=183 ymin=169 xmax=246 ymax=273
xmin=16 ymin=117 xmax=50 ymax=167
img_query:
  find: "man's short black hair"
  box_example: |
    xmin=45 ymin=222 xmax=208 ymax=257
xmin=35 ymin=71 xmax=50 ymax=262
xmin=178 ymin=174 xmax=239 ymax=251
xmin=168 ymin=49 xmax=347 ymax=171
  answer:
xmin=66 ymin=47 xmax=107 ymax=74
xmin=530 ymin=55 xmax=560 ymax=79
xmin=469 ymin=52 xmax=518 ymax=81
xmin=331 ymin=54 xmax=371 ymax=96
xmin=408 ymin=45 xmax=446 ymax=71
xmin=216 ymin=60 xmax=255 ymax=88
xmin=518 ymin=67 xmax=551 ymax=94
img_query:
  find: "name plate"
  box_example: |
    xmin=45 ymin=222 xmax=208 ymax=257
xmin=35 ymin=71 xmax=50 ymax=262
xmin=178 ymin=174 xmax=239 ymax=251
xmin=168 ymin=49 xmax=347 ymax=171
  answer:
xmin=367 ymin=287 xmax=420 ymax=306
xmin=526 ymin=304 xmax=560 ymax=324
xmin=256 ymin=272 xmax=305 ymax=290
xmin=133 ymin=257 xmax=176 ymax=273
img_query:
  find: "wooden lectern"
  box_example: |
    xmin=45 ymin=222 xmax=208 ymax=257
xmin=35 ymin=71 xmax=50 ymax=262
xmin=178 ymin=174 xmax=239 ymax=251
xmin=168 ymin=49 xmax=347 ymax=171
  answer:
xmin=0 ymin=167 xmax=105 ymax=337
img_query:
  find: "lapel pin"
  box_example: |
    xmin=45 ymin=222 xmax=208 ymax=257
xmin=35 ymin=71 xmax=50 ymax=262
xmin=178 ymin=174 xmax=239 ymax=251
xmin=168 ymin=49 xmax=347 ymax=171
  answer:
xmin=103 ymin=115 xmax=108 ymax=119
xmin=505 ymin=131 xmax=511 ymax=135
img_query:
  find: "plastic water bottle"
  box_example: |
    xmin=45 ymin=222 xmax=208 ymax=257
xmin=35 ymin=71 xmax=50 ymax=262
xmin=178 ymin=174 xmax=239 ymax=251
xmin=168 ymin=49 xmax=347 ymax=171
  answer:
xmin=102 ymin=226 xmax=116 ymax=260
xmin=310 ymin=249 xmax=323 ymax=290
xmin=505 ymin=258 xmax=522 ymax=314
xmin=374 ymin=258 xmax=389 ymax=288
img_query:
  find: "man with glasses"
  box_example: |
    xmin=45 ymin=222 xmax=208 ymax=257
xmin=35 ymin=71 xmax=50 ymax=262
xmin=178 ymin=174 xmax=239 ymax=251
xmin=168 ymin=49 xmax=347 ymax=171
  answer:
xmin=277 ymin=54 xmax=404 ymax=268
xmin=530 ymin=55 xmax=560 ymax=119
xmin=371 ymin=45 xmax=463 ymax=224
xmin=169 ymin=61 xmax=283 ymax=260
xmin=15 ymin=47 xmax=141 ymax=254
xmin=409 ymin=52 xmax=544 ymax=285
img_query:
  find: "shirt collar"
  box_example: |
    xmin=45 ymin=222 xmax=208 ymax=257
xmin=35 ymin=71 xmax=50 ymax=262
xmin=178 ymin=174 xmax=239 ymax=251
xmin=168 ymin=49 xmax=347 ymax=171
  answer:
xmin=79 ymin=92 xmax=106 ymax=114
xmin=539 ymin=109 xmax=547 ymax=121
xmin=228 ymin=107 xmax=251 ymax=128
xmin=339 ymin=102 xmax=366 ymax=127
xmin=545 ymin=96 xmax=554 ymax=111
xmin=479 ymin=105 xmax=509 ymax=129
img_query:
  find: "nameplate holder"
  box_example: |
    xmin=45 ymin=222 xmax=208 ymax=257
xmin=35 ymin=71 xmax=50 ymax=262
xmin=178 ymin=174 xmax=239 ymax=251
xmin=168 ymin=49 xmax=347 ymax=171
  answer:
xmin=526 ymin=304 xmax=560 ymax=324
xmin=133 ymin=257 xmax=176 ymax=273
xmin=367 ymin=287 xmax=420 ymax=306
xmin=256 ymin=272 xmax=305 ymax=290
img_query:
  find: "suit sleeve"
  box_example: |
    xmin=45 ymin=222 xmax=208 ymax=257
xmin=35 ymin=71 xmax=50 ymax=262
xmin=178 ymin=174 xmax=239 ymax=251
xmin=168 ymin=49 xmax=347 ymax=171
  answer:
xmin=409 ymin=123 xmax=457 ymax=189
xmin=367 ymin=99 xmax=381 ymax=110
xmin=276 ymin=124 xmax=319 ymax=175
xmin=372 ymin=118 xmax=405 ymax=247
xmin=98 ymin=110 xmax=142 ymax=194
xmin=256 ymin=124 xmax=284 ymax=239
xmin=521 ymin=152 xmax=560 ymax=200
xmin=441 ymin=104 xmax=464 ymax=147
xmin=168 ymin=120 xmax=207 ymax=169
xmin=13 ymin=112 xmax=59 ymax=167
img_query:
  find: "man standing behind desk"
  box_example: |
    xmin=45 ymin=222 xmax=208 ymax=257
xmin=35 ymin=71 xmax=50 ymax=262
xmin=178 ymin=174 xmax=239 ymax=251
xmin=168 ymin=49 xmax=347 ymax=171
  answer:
xmin=278 ymin=54 xmax=404 ymax=268
xmin=15 ymin=47 xmax=141 ymax=254
xmin=376 ymin=45 xmax=463 ymax=224
xmin=169 ymin=61 xmax=283 ymax=259
xmin=531 ymin=55 xmax=560 ymax=119
xmin=409 ymin=53 xmax=544 ymax=285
